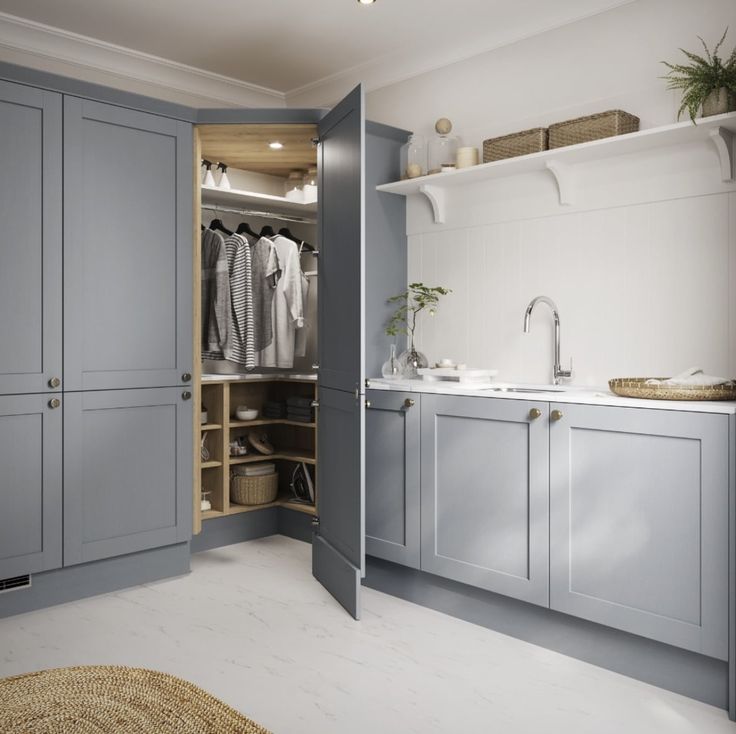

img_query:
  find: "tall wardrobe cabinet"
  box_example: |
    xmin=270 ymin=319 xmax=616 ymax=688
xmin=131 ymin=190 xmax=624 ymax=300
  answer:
xmin=0 ymin=79 xmax=193 ymax=579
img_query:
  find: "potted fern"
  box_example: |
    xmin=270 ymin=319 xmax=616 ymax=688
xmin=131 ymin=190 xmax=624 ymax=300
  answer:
xmin=385 ymin=283 xmax=451 ymax=378
xmin=662 ymin=28 xmax=735 ymax=122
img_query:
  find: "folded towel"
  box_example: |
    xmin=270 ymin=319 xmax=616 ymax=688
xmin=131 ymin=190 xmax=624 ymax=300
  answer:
xmin=287 ymin=414 xmax=314 ymax=423
xmin=286 ymin=396 xmax=313 ymax=409
xmin=646 ymin=367 xmax=735 ymax=388
xmin=287 ymin=407 xmax=313 ymax=416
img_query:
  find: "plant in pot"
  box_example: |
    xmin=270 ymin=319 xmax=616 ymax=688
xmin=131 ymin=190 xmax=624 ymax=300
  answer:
xmin=662 ymin=28 xmax=736 ymax=122
xmin=385 ymin=283 xmax=451 ymax=378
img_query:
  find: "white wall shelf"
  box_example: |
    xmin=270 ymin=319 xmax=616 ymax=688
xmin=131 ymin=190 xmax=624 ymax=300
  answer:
xmin=376 ymin=111 xmax=736 ymax=223
xmin=201 ymin=184 xmax=317 ymax=217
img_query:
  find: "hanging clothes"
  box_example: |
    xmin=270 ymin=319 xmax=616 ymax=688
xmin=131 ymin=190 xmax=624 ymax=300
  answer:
xmin=221 ymin=233 xmax=255 ymax=370
xmin=251 ymin=236 xmax=276 ymax=352
xmin=201 ymin=228 xmax=229 ymax=357
xmin=294 ymin=244 xmax=310 ymax=359
xmin=257 ymin=235 xmax=305 ymax=369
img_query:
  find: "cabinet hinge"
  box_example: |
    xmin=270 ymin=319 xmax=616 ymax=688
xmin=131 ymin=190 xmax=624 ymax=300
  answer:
xmin=311 ymin=137 xmax=320 ymax=147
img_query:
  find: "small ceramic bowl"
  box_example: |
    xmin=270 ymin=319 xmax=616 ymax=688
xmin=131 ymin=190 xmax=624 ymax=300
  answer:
xmin=235 ymin=406 xmax=258 ymax=421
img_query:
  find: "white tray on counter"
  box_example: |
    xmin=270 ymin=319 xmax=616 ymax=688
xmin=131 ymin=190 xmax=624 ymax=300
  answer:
xmin=417 ymin=367 xmax=498 ymax=383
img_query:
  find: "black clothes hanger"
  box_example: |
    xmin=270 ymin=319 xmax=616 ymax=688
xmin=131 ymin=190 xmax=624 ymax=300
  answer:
xmin=209 ymin=218 xmax=233 ymax=236
xmin=278 ymin=227 xmax=314 ymax=251
xmin=259 ymin=225 xmax=275 ymax=238
xmin=237 ymin=221 xmax=260 ymax=239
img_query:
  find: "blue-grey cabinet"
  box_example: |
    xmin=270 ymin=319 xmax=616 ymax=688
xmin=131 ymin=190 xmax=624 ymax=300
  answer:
xmin=365 ymin=389 xmax=420 ymax=569
xmin=549 ymin=403 xmax=729 ymax=660
xmin=0 ymin=81 xmax=62 ymax=396
xmin=0 ymin=394 xmax=62 ymax=578
xmin=63 ymin=97 xmax=193 ymax=392
xmin=63 ymin=387 xmax=192 ymax=566
xmin=421 ymin=394 xmax=550 ymax=606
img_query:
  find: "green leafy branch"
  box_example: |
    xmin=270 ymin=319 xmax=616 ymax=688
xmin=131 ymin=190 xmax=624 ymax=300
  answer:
xmin=661 ymin=28 xmax=736 ymax=122
xmin=385 ymin=283 xmax=452 ymax=346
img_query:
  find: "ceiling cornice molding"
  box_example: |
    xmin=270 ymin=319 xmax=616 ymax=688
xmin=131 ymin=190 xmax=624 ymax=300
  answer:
xmin=285 ymin=0 xmax=636 ymax=107
xmin=0 ymin=11 xmax=286 ymax=108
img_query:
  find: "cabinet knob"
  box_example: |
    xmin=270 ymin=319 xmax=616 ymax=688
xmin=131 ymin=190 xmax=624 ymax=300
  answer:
xmin=365 ymin=400 xmax=372 ymax=408
xmin=528 ymin=407 xmax=542 ymax=420
xmin=551 ymin=409 xmax=564 ymax=422
xmin=311 ymin=400 xmax=320 ymax=409
xmin=404 ymin=398 xmax=415 ymax=409
xmin=181 ymin=372 xmax=192 ymax=382
xmin=312 ymin=363 xmax=320 ymax=370
xmin=48 ymin=398 xmax=61 ymax=409
xmin=182 ymin=391 xmax=192 ymax=401
xmin=48 ymin=377 xmax=61 ymax=389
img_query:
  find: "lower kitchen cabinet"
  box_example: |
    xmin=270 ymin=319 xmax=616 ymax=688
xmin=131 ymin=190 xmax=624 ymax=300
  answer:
xmin=64 ymin=388 xmax=192 ymax=566
xmin=549 ymin=403 xmax=729 ymax=660
xmin=365 ymin=389 xmax=420 ymax=568
xmin=0 ymin=393 xmax=62 ymax=578
xmin=420 ymin=394 xmax=549 ymax=606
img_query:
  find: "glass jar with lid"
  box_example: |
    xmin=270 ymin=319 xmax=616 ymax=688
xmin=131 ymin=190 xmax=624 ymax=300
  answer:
xmin=399 ymin=134 xmax=427 ymax=179
xmin=428 ymin=118 xmax=459 ymax=174
xmin=284 ymin=170 xmax=304 ymax=202
xmin=302 ymin=167 xmax=318 ymax=203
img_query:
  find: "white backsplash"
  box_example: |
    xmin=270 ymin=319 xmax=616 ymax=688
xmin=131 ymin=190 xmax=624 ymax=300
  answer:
xmin=408 ymin=190 xmax=736 ymax=387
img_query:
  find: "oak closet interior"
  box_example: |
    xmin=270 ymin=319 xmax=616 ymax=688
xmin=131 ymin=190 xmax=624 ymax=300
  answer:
xmin=193 ymin=124 xmax=320 ymax=533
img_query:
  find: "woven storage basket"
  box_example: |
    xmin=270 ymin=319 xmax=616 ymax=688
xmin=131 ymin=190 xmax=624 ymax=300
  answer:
xmin=609 ymin=377 xmax=736 ymax=401
xmin=230 ymin=471 xmax=278 ymax=505
xmin=483 ymin=127 xmax=548 ymax=162
xmin=549 ymin=110 xmax=639 ymax=148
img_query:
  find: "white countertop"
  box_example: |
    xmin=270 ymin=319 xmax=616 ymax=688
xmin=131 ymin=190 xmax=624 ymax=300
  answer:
xmin=367 ymin=378 xmax=736 ymax=415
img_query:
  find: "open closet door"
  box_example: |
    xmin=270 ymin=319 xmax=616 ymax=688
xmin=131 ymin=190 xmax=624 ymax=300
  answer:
xmin=313 ymin=85 xmax=366 ymax=619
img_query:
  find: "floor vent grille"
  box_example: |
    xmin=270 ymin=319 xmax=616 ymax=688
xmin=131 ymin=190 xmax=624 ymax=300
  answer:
xmin=0 ymin=574 xmax=31 ymax=594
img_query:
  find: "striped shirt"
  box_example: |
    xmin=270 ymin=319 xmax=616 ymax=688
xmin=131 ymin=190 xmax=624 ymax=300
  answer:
xmin=222 ymin=233 xmax=255 ymax=369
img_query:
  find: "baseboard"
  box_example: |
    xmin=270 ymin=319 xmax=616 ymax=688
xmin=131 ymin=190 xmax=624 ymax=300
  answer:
xmin=277 ymin=507 xmax=313 ymax=543
xmin=364 ymin=556 xmax=728 ymax=710
xmin=0 ymin=542 xmax=191 ymax=619
xmin=190 ymin=508 xmax=279 ymax=553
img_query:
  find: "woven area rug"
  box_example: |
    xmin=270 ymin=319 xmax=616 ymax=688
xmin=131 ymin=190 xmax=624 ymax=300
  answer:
xmin=0 ymin=665 xmax=272 ymax=734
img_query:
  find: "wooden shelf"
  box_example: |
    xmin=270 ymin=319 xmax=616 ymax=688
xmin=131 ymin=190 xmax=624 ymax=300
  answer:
xmin=201 ymin=460 xmax=222 ymax=469
xmin=201 ymin=509 xmax=224 ymax=520
xmin=203 ymin=498 xmax=316 ymax=520
xmin=200 ymin=423 xmax=222 ymax=431
xmin=281 ymin=500 xmax=317 ymax=516
xmin=230 ymin=419 xmax=316 ymax=429
xmin=201 ymin=184 xmax=317 ymax=217
xmin=229 ymin=449 xmax=316 ymax=465
xmin=376 ymin=111 xmax=736 ymax=221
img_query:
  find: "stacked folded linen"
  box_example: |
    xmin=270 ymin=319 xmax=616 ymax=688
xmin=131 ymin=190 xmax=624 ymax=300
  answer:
xmin=287 ymin=395 xmax=314 ymax=423
xmin=646 ymin=367 xmax=735 ymax=387
xmin=262 ymin=401 xmax=286 ymax=419
xmin=232 ymin=462 xmax=275 ymax=477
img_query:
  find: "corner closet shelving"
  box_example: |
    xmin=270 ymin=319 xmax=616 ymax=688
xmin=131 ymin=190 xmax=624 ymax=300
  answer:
xmin=201 ymin=184 xmax=317 ymax=216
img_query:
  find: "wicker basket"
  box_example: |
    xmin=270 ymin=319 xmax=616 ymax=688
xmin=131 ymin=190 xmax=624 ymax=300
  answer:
xmin=609 ymin=377 xmax=736 ymax=401
xmin=548 ymin=110 xmax=639 ymax=149
xmin=230 ymin=471 xmax=278 ymax=505
xmin=483 ymin=127 xmax=548 ymax=162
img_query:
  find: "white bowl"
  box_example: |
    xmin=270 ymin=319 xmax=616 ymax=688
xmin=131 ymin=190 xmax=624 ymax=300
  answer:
xmin=235 ymin=407 xmax=258 ymax=421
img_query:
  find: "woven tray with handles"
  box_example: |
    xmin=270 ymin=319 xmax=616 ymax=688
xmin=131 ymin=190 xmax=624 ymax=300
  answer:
xmin=549 ymin=110 xmax=639 ymax=149
xmin=483 ymin=127 xmax=548 ymax=162
xmin=230 ymin=471 xmax=278 ymax=505
xmin=609 ymin=377 xmax=736 ymax=401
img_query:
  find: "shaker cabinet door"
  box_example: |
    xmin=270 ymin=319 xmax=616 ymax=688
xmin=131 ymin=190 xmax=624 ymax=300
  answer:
xmin=0 ymin=81 xmax=62 ymax=396
xmin=549 ymin=403 xmax=729 ymax=660
xmin=0 ymin=393 xmax=62 ymax=578
xmin=421 ymin=394 xmax=549 ymax=606
xmin=63 ymin=98 xmax=193 ymax=391
xmin=63 ymin=387 xmax=192 ymax=566
xmin=365 ymin=389 xmax=420 ymax=569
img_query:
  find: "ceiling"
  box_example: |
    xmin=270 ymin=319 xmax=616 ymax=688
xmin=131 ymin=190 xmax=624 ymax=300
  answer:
xmin=0 ymin=0 xmax=632 ymax=104
xmin=199 ymin=124 xmax=317 ymax=177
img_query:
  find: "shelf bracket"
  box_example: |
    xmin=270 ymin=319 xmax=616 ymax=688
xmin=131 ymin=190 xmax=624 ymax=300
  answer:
xmin=418 ymin=184 xmax=446 ymax=224
xmin=709 ymin=127 xmax=735 ymax=182
xmin=545 ymin=160 xmax=575 ymax=206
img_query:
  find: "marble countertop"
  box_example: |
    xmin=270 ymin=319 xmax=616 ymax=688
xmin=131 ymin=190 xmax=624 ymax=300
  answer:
xmin=367 ymin=378 xmax=736 ymax=415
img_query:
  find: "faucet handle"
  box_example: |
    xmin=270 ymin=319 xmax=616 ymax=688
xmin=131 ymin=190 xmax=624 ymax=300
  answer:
xmin=556 ymin=357 xmax=573 ymax=380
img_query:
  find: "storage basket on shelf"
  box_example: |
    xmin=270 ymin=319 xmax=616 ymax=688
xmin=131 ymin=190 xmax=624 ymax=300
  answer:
xmin=230 ymin=471 xmax=278 ymax=506
xmin=483 ymin=127 xmax=548 ymax=162
xmin=548 ymin=110 xmax=639 ymax=148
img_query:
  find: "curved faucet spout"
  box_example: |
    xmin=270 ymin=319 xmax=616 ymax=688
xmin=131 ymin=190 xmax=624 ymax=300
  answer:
xmin=522 ymin=295 xmax=572 ymax=385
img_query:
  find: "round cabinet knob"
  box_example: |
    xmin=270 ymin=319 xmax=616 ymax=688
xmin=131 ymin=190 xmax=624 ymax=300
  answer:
xmin=365 ymin=400 xmax=372 ymax=408
xmin=182 ymin=391 xmax=192 ymax=401
xmin=404 ymin=398 xmax=415 ymax=409
xmin=48 ymin=377 xmax=61 ymax=389
xmin=551 ymin=409 xmax=564 ymax=422
xmin=528 ymin=408 xmax=542 ymax=420
xmin=181 ymin=372 xmax=192 ymax=382
xmin=48 ymin=398 xmax=61 ymax=409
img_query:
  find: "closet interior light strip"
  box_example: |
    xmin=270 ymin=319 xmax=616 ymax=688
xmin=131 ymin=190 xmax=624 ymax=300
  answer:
xmin=201 ymin=203 xmax=316 ymax=225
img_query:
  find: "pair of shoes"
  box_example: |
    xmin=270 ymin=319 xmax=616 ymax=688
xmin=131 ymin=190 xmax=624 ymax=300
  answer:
xmin=248 ymin=432 xmax=275 ymax=455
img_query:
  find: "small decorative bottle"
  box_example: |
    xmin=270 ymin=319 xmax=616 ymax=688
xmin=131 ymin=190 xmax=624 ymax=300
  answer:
xmin=381 ymin=343 xmax=401 ymax=379
xmin=428 ymin=118 xmax=459 ymax=174
xmin=399 ymin=134 xmax=427 ymax=179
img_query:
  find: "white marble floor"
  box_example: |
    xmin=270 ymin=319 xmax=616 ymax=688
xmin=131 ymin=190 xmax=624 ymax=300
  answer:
xmin=0 ymin=536 xmax=732 ymax=734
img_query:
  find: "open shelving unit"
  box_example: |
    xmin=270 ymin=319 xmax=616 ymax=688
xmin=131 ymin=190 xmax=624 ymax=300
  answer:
xmin=376 ymin=111 xmax=736 ymax=222
xmin=201 ymin=184 xmax=317 ymax=217
xmin=198 ymin=376 xmax=318 ymax=521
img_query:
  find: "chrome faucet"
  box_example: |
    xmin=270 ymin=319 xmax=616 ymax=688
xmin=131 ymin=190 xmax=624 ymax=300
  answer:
xmin=523 ymin=296 xmax=573 ymax=385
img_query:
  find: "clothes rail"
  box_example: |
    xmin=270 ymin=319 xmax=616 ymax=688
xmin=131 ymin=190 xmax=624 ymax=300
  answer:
xmin=201 ymin=203 xmax=316 ymax=225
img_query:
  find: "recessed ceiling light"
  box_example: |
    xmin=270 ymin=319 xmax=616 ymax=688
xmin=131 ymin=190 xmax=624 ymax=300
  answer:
xmin=269 ymin=141 xmax=284 ymax=150
xmin=357 ymin=0 xmax=376 ymax=4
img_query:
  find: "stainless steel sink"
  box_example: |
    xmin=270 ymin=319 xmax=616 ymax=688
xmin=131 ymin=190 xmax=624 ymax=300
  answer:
xmin=494 ymin=386 xmax=567 ymax=393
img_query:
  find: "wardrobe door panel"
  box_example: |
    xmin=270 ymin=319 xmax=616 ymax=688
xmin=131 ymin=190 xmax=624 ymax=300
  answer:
xmin=64 ymin=98 xmax=192 ymax=391
xmin=0 ymin=81 xmax=62 ymax=396
xmin=0 ymin=393 xmax=62 ymax=578
xmin=64 ymin=387 xmax=192 ymax=565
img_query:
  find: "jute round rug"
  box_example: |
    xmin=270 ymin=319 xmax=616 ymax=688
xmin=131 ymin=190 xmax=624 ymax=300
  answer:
xmin=0 ymin=665 xmax=272 ymax=734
